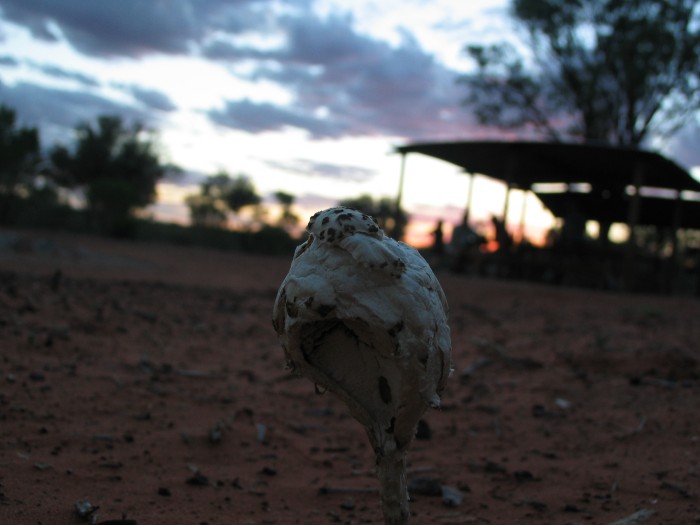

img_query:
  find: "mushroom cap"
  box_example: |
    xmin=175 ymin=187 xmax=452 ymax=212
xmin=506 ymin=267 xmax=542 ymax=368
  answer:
xmin=273 ymin=207 xmax=452 ymax=451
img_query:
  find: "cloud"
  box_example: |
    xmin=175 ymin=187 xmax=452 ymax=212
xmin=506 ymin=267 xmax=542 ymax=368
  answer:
xmin=293 ymin=192 xmax=339 ymax=210
xmin=127 ymin=86 xmax=178 ymax=112
xmin=26 ymin=61 xmax=100 ymax=87
xmin=0 ymin=55 xmax=19 ymax=66
xmin=0 ymin=0 xmax=277 ymax=58
xmin=265 ymin=158 xmax=377 ymax=182
xmin=666 ymin=122 xmax=700 ymax=170
xmin=208 ymin=98 xmax=342 ymax=137
xmin=206 ymin=13 xmax=469 ymax=140
xmin=1 ymin=1 xmax=473 ymax=143
xmin=0 ymin=79 xmax=156 ymax=146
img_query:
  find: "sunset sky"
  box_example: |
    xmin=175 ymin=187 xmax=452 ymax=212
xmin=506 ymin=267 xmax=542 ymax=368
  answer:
xmin=1 ymin=0 xmax=699 ymax=246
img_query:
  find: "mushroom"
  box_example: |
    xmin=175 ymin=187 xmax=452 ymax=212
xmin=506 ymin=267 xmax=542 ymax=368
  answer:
xmin=273 ymin=206 xmax=452 ymax=524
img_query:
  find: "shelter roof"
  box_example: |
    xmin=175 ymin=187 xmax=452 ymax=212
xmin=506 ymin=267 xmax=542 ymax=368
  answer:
xmin=395 ymin=140 xmax=700 ymax=192
xmin=395 ymin=140 xmax=700 ymax=228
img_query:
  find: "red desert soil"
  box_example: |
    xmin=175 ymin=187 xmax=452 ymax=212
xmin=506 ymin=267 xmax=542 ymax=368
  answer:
xmin=0 ymin=228 xmax=698 ymax=525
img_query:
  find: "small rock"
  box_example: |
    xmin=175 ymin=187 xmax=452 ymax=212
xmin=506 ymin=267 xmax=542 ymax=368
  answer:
xmin=441 ymin=485 xmax=464 ymax=507
xmin=209 ymin=424 xmax=223 ymax=444
xmin=256 ymin=423 xmax=267 ymax=443
xmin=186 ymin=471 xmax=209 ymax=486
xmin=607 ymin=509 xmax=654 ymax=525
xmin=555 ymin=398 xmax=573 ymax=410
xmin=260 ymin=466 xmax=277 ymax=476
xmin=460 ymin=358 xmax=493 ymax=381
xmin=74 ymin=499 xmax=99 ymax=522
xmin=513 ymin=470 xmax=536 ymax=482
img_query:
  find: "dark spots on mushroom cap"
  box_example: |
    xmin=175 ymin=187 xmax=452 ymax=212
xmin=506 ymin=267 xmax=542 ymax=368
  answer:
xmin=305 ymin=206 xmax=384 ymax=241
xmin=388 ymin=320 xmax=404 ymax=337
xmin=316 ymin=304 xmax=335 ymax=317
xmin=285 ymin=302 xmax=298 ymax=318
xmin=417 ymin=349 xmax=429 ymax=365
xmin=378 ymin=376 xmax=392 ymax=404
xmin=307 ymin=211 xmax=321 ymax=229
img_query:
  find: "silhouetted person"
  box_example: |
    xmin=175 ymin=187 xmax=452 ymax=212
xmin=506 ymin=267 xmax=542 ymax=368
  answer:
xmin=491 ymin=215 xmax=512 ymax=278
xmin=431 ymin=220 xmax=445 ymax=255
xmin=491 ymin=215 xmax=511 ymax=253
xmin=561 ymin=205 xmax=586 ymax=256
xmin=429 ymin=219 xmax=446 ymax=269
xmin=450 ymin=213 xmax=483 ymax=273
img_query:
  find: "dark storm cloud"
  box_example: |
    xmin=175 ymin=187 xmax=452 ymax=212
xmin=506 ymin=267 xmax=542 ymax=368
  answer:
xmin=0 ymin=55 xmax=19 ymax=66
xmin=0 ymin=0 xmax=269 ymax=58
xmin=27 ymin=61 xmax=100 ymax=87
xmin=0 ymin=80 xmax=155 ymax=146
xmin=1 ymin=1 xmax=193 ymax=56
xmin=201 ymin=40 xmax=274 ymax=62
xmin=208 ymin=99 xmax=343 ymax=137
xmin=1 ymin=1 xmax=470 ymax=141
xmin=265 ymin=158 xmax=376 ymax=182
xmin=128 ymin=86 xmax=178 ymax=112
xmin=207 ymin=14 xmax=467 ymax=139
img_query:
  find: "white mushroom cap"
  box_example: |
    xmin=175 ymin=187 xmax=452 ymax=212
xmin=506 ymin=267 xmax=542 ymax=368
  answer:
xmin=273 ymin=207 xmax=451 ymax=452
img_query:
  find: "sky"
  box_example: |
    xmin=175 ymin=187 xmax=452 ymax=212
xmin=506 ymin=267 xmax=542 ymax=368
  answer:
xmin=1 ymin=0 xmax=699 ymax=247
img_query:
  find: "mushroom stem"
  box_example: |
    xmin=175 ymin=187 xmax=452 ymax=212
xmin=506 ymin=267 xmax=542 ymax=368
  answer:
xmin=376 ymin=448 xmax=409 ymax=525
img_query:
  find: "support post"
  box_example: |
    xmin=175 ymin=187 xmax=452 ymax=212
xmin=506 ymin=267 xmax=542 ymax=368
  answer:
xmin=519 ymin=189 xmax=529 ymax=245
xmin=396 ymin=153 xmax=407 ymax=214
xmin=464 ymin=171 xmax=475 ymax=223
xmin=624 ymin=162 xmax=644 ymax=291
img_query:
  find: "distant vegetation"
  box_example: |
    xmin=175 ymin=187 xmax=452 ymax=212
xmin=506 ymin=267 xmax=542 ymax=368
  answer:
xmin=0 ymin=102 xmax=407 ymax=255
xmin=339 ymin=194 xmax=407 ymax=239
xmin=0 ymin=103 xmax=299 ymax=255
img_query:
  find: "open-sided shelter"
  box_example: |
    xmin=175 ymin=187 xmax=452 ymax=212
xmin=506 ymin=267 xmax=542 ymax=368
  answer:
xmin=394 ymin=140 xmax=700 ymax=230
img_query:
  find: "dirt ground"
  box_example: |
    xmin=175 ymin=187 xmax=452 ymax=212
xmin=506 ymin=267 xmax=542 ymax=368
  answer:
xmin=0 ymin=228 xmax=698 ymax=525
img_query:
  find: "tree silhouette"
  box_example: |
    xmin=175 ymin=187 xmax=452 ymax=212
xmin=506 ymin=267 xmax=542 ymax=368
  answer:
xmin=339 ymin=194 xmax=408 ymax=240
xmin=185 ymin=171 xmax=261 ymax=229
xmin=274 ymin=190 xmax=299 ymax=232
xmin=50 ymin=115 xmax=168 ymax=235
xmin=0 ymin=104 xmax=40 ymax=224
xmin=223 ymin=174 xmax=261 ymax=214
xmin=185 ymin=172 xmax=231 ymax=228
xmin=460 ymin=0 xmax=700 ymax=146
